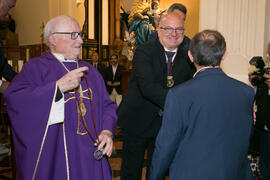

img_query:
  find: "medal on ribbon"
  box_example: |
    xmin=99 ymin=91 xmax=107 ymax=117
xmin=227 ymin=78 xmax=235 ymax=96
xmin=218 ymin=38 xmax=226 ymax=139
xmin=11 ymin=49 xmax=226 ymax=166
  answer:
xmin=167 ymin=75 xmax=174 ymax=88
xmin=75 ymin=78 xmax=104 ymax=161
xmin=56 ymin=57 xmax=105 ymax=161
xmin=94 ymin=147 xmax=104 ymax=160
xmin=165 ymin=51 xmax=176 ymax=88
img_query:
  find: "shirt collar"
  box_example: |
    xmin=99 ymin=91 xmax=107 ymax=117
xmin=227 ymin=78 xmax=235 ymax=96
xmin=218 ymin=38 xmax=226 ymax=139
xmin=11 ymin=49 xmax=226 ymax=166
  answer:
xmin=52 ymin=53 xmax=77 ymax=62
xmin=164 ymin=47 xmax=177 ymax=52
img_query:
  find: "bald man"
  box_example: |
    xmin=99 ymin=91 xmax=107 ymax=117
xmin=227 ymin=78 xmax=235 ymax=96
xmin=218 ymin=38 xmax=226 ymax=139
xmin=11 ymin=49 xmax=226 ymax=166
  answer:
xmin=149 ymin=3 xmax=190 ymax=52
xmin=118 ymin=12 xmax=194 ymax=180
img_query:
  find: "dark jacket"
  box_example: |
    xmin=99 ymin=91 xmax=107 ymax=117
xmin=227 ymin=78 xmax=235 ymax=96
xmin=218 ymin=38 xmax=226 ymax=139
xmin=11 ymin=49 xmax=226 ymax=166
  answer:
xmin=255 ymin=83 xmax=270 ymax=130
xmin=90 ymin=62 xmax=106 ymax=79
xmin=117 ymin=38 xmax=195 ymax=137
xmin=104 ymin=64 xmax=125 ymax=94
xmin=150 ymin=69 xmax=254 ymax=180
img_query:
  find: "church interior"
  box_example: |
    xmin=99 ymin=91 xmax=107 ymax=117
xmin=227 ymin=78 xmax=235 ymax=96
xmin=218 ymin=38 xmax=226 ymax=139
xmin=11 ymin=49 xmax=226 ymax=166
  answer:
xmin=0 ymin=0 xmax=270 ymax=179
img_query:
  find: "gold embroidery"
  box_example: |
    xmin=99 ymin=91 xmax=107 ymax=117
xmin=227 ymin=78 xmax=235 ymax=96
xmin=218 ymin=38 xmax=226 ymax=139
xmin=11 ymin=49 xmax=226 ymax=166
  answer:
xmin=32 ymin=84 xmax=59 ymax=180
xmin=78 ymin=85 xmax=86 ymax=117
xmin=80 ymin=101 xmax=87 ymax=117
xmin=64 ymin=91 xmax=91 ymax=104
xmin=62 ymin=123 xmax=70 ymax=180
xmin=76 ymin=86 xmax=94 ymax=135
xmin=55 ymin=55 xmax=97 ymax=162
xmin=64 ymin=97 xmax=76 ymax=103
xmin=77 ymin=101 xmax=88 ymax=135
xmin=54 ymin=57 xmax=90 ymax=136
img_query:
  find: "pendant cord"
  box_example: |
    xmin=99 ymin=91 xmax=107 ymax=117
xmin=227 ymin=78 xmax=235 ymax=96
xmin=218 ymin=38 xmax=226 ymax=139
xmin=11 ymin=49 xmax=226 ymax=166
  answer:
xmin=84 ymin=75 xmax=99 ymax=142
xmin=54 ymin=55 xmax=100 ymax=145
xmin=74 ymin=76 xmax=100 ymax=144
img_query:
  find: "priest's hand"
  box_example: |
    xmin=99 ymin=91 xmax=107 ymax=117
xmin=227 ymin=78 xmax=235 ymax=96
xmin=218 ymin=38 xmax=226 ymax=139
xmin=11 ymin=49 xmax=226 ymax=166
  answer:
xmin=57 ymin=66 xmax=89 ymax=93
xmin=95 ymin=130 xmax=113 ymax=157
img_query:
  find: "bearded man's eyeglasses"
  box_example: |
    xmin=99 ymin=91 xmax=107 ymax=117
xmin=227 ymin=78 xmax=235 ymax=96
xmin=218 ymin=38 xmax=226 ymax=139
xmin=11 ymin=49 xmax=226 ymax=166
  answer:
xmin=52 ymin=32 xmax=86 ymax=40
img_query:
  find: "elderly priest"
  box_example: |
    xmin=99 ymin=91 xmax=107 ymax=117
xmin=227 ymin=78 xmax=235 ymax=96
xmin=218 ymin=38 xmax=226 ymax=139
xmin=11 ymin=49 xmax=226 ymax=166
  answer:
xmin=4 ymin=15 xmax=117 ymax=180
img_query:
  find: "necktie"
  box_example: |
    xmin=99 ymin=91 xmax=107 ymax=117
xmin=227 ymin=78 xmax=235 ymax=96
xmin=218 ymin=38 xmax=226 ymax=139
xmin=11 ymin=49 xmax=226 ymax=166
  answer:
xmin=165 ymin=51 xmax=175 ymax=75
xmin=94 ymin=63 xmax=97 ymax=68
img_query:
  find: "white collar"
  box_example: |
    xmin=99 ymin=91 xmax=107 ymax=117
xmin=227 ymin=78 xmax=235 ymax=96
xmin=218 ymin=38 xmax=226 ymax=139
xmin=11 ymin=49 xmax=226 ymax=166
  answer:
xmin=52 ymin=53 xmax=77 ymax=62
xmin=164 ymin=47 xmax=177 ymax=52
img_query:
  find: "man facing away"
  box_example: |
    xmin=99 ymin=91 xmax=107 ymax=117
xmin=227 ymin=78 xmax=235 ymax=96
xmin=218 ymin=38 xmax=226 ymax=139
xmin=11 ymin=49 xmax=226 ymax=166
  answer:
xmin=104 ymin=54 xmax=125 ymax=106
xmin=149 ymin=30 xmax=255 ymax=180
xmin=4 ymin=15 xmax=117 ymax=180
xmin=118 ymin=12 xmax=195 ymax=180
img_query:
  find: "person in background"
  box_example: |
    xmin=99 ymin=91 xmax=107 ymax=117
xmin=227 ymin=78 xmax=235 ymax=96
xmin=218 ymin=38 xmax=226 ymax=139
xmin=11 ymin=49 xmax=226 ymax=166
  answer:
xmin=4 ymin=15 xmax=117 ymax=180
xmin=90 ymin=51 xmax=106 ymax=79
xmin=105 ymin=54 xmax=125 ymax=106
xmin=167 ymin=3 xmax=187 ymax=20
xmin=0 ymin=0 xmax=17 ymax=155
xmin=149 ymin=30 xmax=254 ymax=180
xmin=118 ymin=12 xmax=194 ymax=180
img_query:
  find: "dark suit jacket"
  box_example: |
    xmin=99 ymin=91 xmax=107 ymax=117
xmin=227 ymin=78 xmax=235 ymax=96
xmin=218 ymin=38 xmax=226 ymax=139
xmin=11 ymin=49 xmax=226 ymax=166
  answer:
xmin=117 ymin=39 xmax=195 ymax=137
xmin=90 ymin=62 xmax=106 ymax=79
xmin=104 ymin=64 xmax=125 ymax=94
xmin=254 ymin=83 xmax=270 ymax=130
xmin=149 ymin=68 xmax=254 ymax=180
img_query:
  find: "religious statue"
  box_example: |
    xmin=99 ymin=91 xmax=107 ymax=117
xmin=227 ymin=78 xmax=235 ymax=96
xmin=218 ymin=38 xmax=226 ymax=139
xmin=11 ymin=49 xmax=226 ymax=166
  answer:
xmin=147 ymin=1 xmax=164 ymax=29
xmin=128 ymin=0 xmax=152 ymax=46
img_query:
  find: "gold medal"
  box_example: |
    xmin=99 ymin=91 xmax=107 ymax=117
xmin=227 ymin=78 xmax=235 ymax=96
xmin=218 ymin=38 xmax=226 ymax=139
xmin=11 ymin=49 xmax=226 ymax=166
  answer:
xmin=167 ymin=75 xmax=174 ymax=88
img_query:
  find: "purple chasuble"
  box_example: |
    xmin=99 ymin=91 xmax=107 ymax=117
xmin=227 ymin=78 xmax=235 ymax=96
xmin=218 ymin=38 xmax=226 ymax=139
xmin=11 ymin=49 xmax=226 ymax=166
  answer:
xmin=4 ymin=52 xmax=117 ymax=180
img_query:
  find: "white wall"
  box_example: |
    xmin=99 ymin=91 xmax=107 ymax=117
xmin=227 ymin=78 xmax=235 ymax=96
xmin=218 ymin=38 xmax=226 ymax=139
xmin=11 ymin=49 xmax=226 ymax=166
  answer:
xmin=12 ymin=0 xmax=50 ymax=45
xmin=200 ymin=0 xmax=269 ymax=83
xmin=265 ymin=0 xmax=270 ymax=60
xmin=12 ymin=0 xmax=85 ymax=46
xmin=12 ymin=0 xmax=270 ymax=59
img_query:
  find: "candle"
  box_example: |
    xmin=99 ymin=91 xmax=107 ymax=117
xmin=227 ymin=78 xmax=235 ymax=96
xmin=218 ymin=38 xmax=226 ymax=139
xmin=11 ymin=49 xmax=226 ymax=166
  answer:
xmin=26 ymin=48 xmax=30 ymax=61
xmin=18 ymin=60 xmax=24 ymax=72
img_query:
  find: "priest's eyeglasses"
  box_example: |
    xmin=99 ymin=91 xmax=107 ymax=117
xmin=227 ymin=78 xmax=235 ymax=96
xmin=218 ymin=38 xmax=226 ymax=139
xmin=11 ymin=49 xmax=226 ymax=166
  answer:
xmin=160 ymin=27 xmax=185 ymax=34
xmin=52 ymin=32 xmax=86 ymax=40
